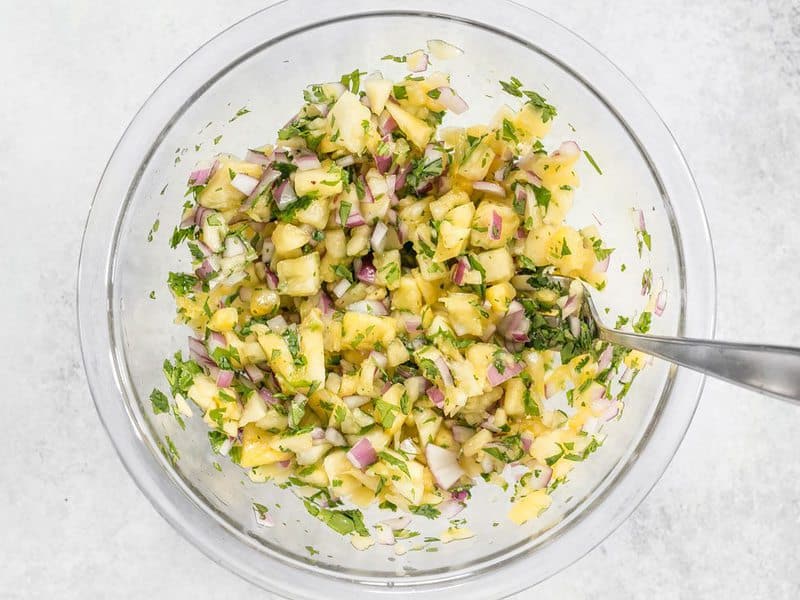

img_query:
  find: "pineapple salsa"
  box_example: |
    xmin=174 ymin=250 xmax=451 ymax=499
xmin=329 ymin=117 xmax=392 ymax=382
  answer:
xmin=156 ymin=41 xmax=645 ymax=545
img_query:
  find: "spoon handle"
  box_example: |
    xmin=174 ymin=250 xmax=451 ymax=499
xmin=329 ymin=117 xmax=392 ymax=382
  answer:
xmin=599 ymin=328 xmax=800 ymax=403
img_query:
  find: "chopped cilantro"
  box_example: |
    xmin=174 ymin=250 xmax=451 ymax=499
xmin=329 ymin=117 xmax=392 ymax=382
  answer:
xmin=149 ymin=388 xmax=169 ymax=414
xmin=583 ymin=150 xmax=603 ymax=175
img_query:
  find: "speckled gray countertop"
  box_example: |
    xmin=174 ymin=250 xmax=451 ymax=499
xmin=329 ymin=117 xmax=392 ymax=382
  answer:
xmin=1 ymin=1 xmax=798 ymax=598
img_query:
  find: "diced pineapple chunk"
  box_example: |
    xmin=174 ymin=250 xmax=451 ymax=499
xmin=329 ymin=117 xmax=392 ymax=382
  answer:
xmin=470 ymin=201 xmax=520 ymax=249
xmin=327 ymin=91 xmax=372 ymax=154
xmin=457 ymin=144 xmax=495 ymax=181
xmin=386 ymin=338 xmax=411 ymax=367
xmin=293 ymin=166 xmax=343 ymax=198
xmin=276 ymin=252 xmax=321 ymax=296
xmin=208 ymin=307 xmax=238 ymax=332
xmin=250 ymin=288 xmax=280 ymax=317
xmin=385 ymin=101 xmax=434 ymax=150
xmin=475 ymin=248 xmax=514 ymax=283
xmin=256 ymin=333 xmax=294 ymax=382
xmin=513 ymin=104 xmax=552 ymax=142
xmin=239 ymin=391 xmax=269 ymax=427
xmin=272 ymin=222 xmax=311 ymax=254
xmin=508 ymin=489 xmax=552 ymax=525
xmin=439 ymin=292 xmax=484 ymax=337
xmin=486 ymin=282 xmax=516 ymax=314
xmin=374 ymin=250 xmax=401 ymax=291
xmin=240 ymin=423 xmax=293 ymax=468
xmin=365 ymin=78 xmax=393 ymax=115
xmin=187 ymin=375 xmax=218 ymax=412
xmin=341 ymin=311 xmax=396 ymax=350
xmin=297 ymin=308 xmax=326 ymax=390
xmin=414 ymin=407 xmax=442 ymax=447
xmin=295 ymin=197 xmax=331 ymax=229
xmin=428 ymin=190 xmax=470 ymax=221
xmin=391 ymin=275 xmax=423 ymax=313
xmin=198 ymin=158 xmax=263 ymax=211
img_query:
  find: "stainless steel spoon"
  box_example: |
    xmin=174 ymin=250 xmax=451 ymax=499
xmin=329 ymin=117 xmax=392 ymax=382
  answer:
xmin=550 ymin=276 xmax=800 ymax=402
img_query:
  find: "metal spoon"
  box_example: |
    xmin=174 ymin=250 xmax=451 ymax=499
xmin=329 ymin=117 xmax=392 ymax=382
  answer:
xmin=550 ymin=276 xmax=800 ymax=402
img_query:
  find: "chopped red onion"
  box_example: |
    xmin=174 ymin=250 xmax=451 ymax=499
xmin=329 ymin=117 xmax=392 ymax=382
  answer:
xmin=437 ymin=500 xmax=465 ymax=520
xmin=195 ymin=258 xmax=217 ymax=280
xmin=346 ymin=437 xmax=378 ymax=470
xmin=311 ymin=427 xmax=326 ymax=440
xmin=632 ymin=208 xmax=647 ymax=233
xmin=188 ymin=160 xmax=217 ymax=185
xmin=655 ymin=290 xmax=667 ymax=316
xmin=528 ymin=463 xmax=553 ymax=490
xmin=325 ymin=427 xmax=346 ymax=446
xmin=331 ymin=278 xmax=351 ymax=299
xmin=425 ymin=444 xmax=464 ymax=490
xmin=293 ymin=154 xmax=321 ymax=171
xmin=230 ymin=173 xmax=259 ymax=196
xmin=395 ymin=163 xmax=410 ymax=191
xmin=356 ymin=255 xmax=377 ymax=284
xmin=318 ymin=292 xmax=334 ymax=317
xmin=427 ymin=387 xmax=445 ymax=408
xmin=374 ymin=151 xmax=392 ymax=175
xmin=561 ymin=294 xmax=579 ymax=319
xmin=568 ymin=315 xmax=581 ymax=338
xmin=406 ymin=50 xmax=429 ymax=72
xmin=371 ymin=221 xmax=389 ymax=252
xmin=223 ymin=236 xmax=246 ymax=258
xmin=216 ymin=370 xmax=234 ymax=388
xmin=378 ymin=111 xmax=398 ymax=136
xmin=253 ymin=505 xmax=274 ymax=527
xmin=370 ymin=351 xmax=388 ymax=370
xmin=595 ymin=255 xmax=610 ymax=273
xmin=489 ymin=209 xmax=503 ymax=241
xmin=553 ymin=140 xmax=581 ymax=158
xmin=274 ymin=180 xmax=298 ymax=210
xmin=188 ymin=336 xmax=215 ymax=368
xmin=311 ymin=102 xmax=330 ymax=117
xmin=452 ymin=257 xmax=469 ymax=285
xmin=258 ymin=387 xmax=277 ymax=405
xmin=487 ymin=360 xmax=524 ymax=386
xmin=360 ymin=175 xmax=375 ymax=203
xmin=266 ymin=315 xmax=288 ymax=333
xmin=474 ymin=181 xmax=506 ymax=197
xmin=245 ymin=149 xmax=272 ymax=167
xmin=494 ymin=165 xmax=507 ymax=182
xmin=404 ymin=315 xmax=422 ymax=334
xmin=620 ymin=366 xmax=634 ymax=384
xmin=434 ymin=357 xmax=454 ymax=387
xmin=346 ymin=300 xmax=388 ymax=316
xmin=244 ymin=364 xmax=265 ymax=383
xmin=399 ymin=438 xmax=419 ymax=455
xmin=374 ymin=523 xmax=395 ymax=545
xmin=521 ymin=431 xmax=533 ymax=453
xmin=264 ymin=269 xmax=279 ymax=290
xmin=207 ymin=332 xmax=227 ymax=355
xmin=435 ymin=87 xmax=468 ymax=114
xmin=335 ymin=154 xmax=356 ymax=167
xmin=597 ymin=345 xmax=614 ymax=371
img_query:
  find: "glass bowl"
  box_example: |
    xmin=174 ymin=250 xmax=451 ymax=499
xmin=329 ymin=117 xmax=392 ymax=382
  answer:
xmin=77 ymin=1 xmax=715 ymax=598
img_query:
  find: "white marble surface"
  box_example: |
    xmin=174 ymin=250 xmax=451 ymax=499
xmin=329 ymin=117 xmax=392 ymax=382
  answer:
xmin=2 ymin=1 xmax=799 ymax=598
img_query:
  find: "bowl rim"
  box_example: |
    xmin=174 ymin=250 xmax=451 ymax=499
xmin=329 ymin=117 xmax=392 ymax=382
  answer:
xmin=77 ymin=1 xmax=716 ymax=597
